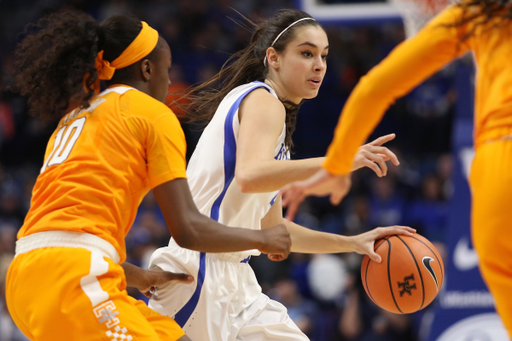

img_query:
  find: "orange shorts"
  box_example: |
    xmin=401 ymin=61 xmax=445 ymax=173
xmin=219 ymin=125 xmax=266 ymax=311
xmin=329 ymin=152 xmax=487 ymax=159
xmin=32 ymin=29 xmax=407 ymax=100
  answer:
xmin=6 ymin=246 xmax=185 ymax=341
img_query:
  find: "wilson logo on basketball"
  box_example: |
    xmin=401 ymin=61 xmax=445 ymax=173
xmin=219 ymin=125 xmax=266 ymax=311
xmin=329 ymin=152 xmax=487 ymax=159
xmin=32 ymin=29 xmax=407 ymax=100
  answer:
xmin=398 ymin=274 xmax=417 ymax=296
xmin=422 ymin=256 xmax=439 ymax=292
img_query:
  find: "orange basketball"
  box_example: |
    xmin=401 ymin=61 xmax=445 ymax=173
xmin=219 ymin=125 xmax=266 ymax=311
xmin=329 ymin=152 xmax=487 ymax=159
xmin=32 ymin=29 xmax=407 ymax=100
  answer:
xmin=361 ymin=233 xmax=444 ymax=314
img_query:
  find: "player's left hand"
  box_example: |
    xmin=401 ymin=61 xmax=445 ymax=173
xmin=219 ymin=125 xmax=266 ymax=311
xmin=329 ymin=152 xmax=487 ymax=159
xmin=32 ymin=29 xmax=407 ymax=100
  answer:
xmin=352 ymin=133 xmax=399 ymax=176
xmin=139 ymin=267 xmax=194 ymax=298
xmin=350 ymin=226 xmax=416 ymax=263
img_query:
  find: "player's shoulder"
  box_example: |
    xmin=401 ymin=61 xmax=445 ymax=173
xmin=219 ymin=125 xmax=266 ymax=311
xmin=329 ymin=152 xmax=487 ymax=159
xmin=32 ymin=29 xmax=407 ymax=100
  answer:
xmin=122 ymin=89 xmax=171 ymax=112
xmin=242 ymin=86 xmax=285 ymax=115
xmin=238 ymin=84 xmax=285 ymax=124
xmin=119 ymin=88 xmax=176 ymax=121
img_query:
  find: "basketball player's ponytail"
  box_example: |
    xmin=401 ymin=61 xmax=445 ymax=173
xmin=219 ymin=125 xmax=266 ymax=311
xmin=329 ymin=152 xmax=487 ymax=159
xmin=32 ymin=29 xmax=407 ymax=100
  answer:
xmin=14 ymin=10 xmax=101 ymax=121
xmin=14 ymin=10 xmax=147 ymax=121
xmin=183 ymin=9 xmax=322 ymax=151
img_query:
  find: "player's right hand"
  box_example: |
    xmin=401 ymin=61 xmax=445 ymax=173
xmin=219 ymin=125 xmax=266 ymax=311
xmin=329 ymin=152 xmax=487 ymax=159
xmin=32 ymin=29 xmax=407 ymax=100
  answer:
xmin=351 ymin=225 xmax=416 ymax=263
xmin=258 ymin=224 xmax=291 ymax=261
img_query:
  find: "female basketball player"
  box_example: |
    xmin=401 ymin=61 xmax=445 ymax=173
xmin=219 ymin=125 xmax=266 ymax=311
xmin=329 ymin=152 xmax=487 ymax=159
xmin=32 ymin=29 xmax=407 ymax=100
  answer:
xmin=280 ymin=0 xmax=512 ymax=336
xmin=6 ymin=10 xmax=293 ymax=341
xmin=148 ymin=9 xmax=415 ymax=341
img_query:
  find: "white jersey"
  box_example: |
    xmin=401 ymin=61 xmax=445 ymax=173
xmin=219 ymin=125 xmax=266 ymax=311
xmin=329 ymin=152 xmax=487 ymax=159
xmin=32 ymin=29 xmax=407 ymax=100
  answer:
xmin=148 ymin=81 xmax=308 ymax=341
xmin=187 ymin=81 xmax=289 ymax=256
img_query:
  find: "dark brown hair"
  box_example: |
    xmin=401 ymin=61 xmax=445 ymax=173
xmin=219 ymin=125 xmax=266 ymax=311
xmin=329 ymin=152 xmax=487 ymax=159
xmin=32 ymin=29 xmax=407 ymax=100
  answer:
xmin=452 ymin=0 xmax=512 ymax=40
xmin=184 ymin=9 xmax=323 ymax=150
xmin=14 ymin=9 xmax=156 ymax=121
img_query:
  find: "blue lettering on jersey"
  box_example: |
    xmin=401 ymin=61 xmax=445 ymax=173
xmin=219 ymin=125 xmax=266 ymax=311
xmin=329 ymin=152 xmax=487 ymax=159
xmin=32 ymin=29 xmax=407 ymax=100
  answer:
xmin=274 ymin=143 xmax=289 ymax=161
xmin=270 ymin=143 xmax=288 ymax=207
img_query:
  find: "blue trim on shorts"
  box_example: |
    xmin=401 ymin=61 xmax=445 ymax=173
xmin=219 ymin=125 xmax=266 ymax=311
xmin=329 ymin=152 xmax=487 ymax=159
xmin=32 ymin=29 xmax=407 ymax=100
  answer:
xmin=210 ymin=82 xmax=272 ymax=221
xmin=270 ymin=194 xmax=278 ymax=207
xmin=174 ymin=252 xmax=206 ymax=328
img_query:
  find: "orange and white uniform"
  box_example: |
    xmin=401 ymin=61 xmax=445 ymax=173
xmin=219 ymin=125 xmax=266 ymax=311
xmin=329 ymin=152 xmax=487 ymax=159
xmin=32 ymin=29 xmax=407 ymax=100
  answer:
xmin=324 ymin=4 xmax=512 ymax=336
xmin=6 ymin=85 xmax=187 ymax=340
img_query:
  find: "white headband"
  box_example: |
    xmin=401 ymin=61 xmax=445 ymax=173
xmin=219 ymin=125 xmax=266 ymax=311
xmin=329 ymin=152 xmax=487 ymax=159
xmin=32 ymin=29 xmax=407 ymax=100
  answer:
xmin=263 ymin=17 xmax=317 ymax=66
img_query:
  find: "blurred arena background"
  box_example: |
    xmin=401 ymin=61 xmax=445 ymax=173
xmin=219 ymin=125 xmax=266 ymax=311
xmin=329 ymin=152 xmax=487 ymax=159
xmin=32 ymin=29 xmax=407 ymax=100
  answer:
xmin=0 ymin=0 xmax=507 ymax=340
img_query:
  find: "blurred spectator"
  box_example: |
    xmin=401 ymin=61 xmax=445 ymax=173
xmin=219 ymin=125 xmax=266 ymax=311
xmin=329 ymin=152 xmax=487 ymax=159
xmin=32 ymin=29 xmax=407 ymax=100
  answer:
xmin=0 ymin=222 xmax=16 ymax=256
xmin=368 ymin=176 xmax=406 ymax=227
xmin=401 ymin=66 xmax=456 ymax=157
xmin=308 ymin=254 xmax=348 ymax=302
xmin=405 ymin=174 xmax=448 ymax=244
xmin=289 ymin=253 xmax=313 ymax=299
xmin=0 ymin=179 xmax=25 ymax=226
xmin=0 ymin=90 xmax=15 ymax=148
xmin=436 ymin=153 xmax=454 ymax=200
xmin=166 ymin=65 xmax=191 ymax=117
xmin=141 ymin=0 xmax=177 ymax=28
xmin=127 ymin=192 xmax=170 ymax=265
xmin=98 ymin=0 xmax=133 ymax=21
xmin=344 ymin=195 xmax=372 ymax=235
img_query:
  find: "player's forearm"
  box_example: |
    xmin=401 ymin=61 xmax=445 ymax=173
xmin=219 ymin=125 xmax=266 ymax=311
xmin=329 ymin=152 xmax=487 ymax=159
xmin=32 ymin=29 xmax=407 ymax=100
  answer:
xmin=154 ymin=179 xmax=265 ymax=253
xmin=173 ymin=213 xmax=265 ymax=252
xmin=285 ymin=220 xmax=355 ymax=254
xmin=121 ymin=262 xmax=147 ymax=289
xmin=236 ymin=157 xmax=325 ymax=193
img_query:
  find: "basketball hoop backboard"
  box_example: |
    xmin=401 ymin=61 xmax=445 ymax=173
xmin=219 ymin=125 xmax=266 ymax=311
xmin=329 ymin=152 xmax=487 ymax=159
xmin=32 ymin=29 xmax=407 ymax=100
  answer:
xmin=296 ymin=0 xmax=451 ymax=36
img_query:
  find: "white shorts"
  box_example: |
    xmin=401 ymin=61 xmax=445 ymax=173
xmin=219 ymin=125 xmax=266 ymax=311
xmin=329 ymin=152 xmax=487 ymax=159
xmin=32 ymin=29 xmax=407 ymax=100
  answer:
xmin=148 ymin=239 xmax=309 ymax=341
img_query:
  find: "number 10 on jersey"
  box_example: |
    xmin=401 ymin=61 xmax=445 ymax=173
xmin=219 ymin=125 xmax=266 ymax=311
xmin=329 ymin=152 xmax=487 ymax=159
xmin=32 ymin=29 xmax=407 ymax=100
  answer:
xmin=40 ymin=117 xmax=86 ymax=173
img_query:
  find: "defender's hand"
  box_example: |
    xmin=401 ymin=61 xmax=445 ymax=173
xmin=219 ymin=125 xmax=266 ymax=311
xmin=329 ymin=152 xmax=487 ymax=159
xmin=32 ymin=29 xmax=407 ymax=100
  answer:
xmin=258 ymin=224 xmax=291 ymax=261
xmin=352 ymin=133 xmax=399 ymax=176
xmin=139 ymin=267 xmax=194 ymax=298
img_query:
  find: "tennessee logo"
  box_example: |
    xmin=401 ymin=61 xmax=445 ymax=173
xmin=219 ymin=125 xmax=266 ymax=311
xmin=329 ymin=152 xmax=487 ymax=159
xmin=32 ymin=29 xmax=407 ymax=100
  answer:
xmin=93 ymin=300 xmax=120 ymax=329
xmin=422 ymin=256 xmax=439 ymax=292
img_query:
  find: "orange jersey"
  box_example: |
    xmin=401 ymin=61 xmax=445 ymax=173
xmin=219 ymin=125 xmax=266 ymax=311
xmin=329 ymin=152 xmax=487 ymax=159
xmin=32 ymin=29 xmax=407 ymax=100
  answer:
xmin=18 ymin=85 xmax=187 ymax=262
xmin=324 ymin=4 xmax=512 ymax=174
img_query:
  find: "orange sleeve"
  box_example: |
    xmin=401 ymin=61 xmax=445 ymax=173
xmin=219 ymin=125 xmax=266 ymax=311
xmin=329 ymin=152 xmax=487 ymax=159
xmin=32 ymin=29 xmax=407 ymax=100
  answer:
xmin=122 ymin=92 xmax=187 ymax=188
xmin=146 ymin=111 xmax=187 ymax=188
xmin=324 ymin=5 xmax=471 ymax=174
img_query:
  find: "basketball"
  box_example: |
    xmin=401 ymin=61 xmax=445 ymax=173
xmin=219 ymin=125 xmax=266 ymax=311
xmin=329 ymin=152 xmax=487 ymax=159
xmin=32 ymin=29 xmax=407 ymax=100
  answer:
xmin=361 ymin=233 xmax=444 ymax=314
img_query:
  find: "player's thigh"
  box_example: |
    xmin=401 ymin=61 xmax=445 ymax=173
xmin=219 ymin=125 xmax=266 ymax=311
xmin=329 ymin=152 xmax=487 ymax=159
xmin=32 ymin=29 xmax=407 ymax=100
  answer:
xmin=6 ymin=247 xmax=183 ymax=341
xmin=470 ymin=140 xmax=512 ymax=333
xmin=470 ymin=140 xmax=512 ymax=259
xmin=132 ymin=296 xmax=186 ymax=340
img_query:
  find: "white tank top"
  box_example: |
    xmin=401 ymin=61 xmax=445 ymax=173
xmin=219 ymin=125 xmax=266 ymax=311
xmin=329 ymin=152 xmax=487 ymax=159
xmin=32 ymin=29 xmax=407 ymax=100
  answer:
xmin=187 ymin=81 xmax=289 ymax=256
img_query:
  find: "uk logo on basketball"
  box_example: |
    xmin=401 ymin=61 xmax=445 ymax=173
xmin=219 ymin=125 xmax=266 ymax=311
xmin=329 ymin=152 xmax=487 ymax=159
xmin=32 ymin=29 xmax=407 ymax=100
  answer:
xmin=398 ymin=274 xmax=417 ymax=296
